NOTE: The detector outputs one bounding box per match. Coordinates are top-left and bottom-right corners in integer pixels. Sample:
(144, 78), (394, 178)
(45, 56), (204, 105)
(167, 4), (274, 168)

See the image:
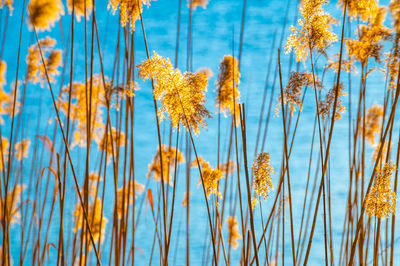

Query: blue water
(2, 0), (399, 265)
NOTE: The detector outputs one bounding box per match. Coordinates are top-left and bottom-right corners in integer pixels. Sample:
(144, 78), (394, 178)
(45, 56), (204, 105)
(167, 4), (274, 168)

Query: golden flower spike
(319, 83), (346, 121)
(216, 55), (241, 123)
(116, 180), (145, 219)
(339, 0), (378, 22)
(346, 7), (391, 65)
(26, 37), (62, 86)
(191, 157), (224, 199)
(147, 144), (184, 186)
(108, 0), (152, 32)
(73, 197), (107, 246)
(138, 51), (211, 135)
(365, 161), (397, 218)
(390, 0), (400, 33)
(27, 0), (64, 32)
(227, 216), (241, 250)
(58, 74), (108, 149)
(67, 0), (92, 21)
(14, 139), (31, 161)
(276, 71), (322, 116)
(285, 0), (337, 62)
(362, 104), (384, 146)
(251, 152), (275, 209)
(0, 184), (26, 224)
(0, 0), (13, 13)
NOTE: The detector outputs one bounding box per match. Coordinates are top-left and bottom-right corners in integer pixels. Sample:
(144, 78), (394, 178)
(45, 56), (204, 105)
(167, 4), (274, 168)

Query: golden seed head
(319, 82), (346, 121)
(14, 139), (31, 161)
(227, 216), (241, 250)
(285, 0), (338, 62)
(277, 71), (321, 116)
(0, 0), (13, 14)
(108, 0), (152, 32)
(365, 161), (397, 218)
(27, 0), (65, 31)
(346, 7), (391, 65)
(363, 104), (384, 146)
(147, 144), (184, 186)
(339, 0), (379, 22)
(67, 0), (92, 21)
(116, 181), (144, 219)
(26, 37), (62, 86)
(252, 152), (275, 201)
(191, 157), (224, 199)
(216, 55), (241, 123)
(0, 184), (26, 224)
(73, 197), (107, 246)
(138, 51), (211, 135)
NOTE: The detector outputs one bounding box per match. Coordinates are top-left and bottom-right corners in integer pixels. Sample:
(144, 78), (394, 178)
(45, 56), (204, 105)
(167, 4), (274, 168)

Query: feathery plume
(365, 162), (397, 218)
(73, 197), (107, 246)
(138, 51), (211, 135)
(363, 104), (384, 146)
(346, 7), (391, 65)
(191, 157), (224, 199)
(147, 144), (184, 186)
(216, 55), (241, 122)
(285, 0), (337, 62)
(251, 152), (275, 209)
(227, 216), (241, 250)
(26, 37), (62, 86)
(14, 139), (31, 161)
(67, 0), (92, 21)
(0, 184), (26, 224)
(27, 0), (65, 31)
(319, 83), (346, 121)
(339, 0), (378, 22)
(108, 0), (152, 32)
(277, 71), (322, 116)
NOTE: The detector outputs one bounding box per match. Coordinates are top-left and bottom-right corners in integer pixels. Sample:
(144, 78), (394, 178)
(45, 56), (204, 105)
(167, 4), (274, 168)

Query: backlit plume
(277, 71), (322, 116)
(0, 60), (6, 87)
(147, 145), (184, 186)
(14, 139), (31, 161)
(73, 197), (107, 246)
(67, 0), (92, 21)
(0, 0), (12, 13)
(0, 184), (26, 224)
(363, 104), (384, 146)
(251, 152), (275, 209)
(26, 37), (62, 86)
(216, 55), (241, 122)
(191, 157), (224, 199)
(27, 0), (65, 31)
(346, 7), (391, 65)
(227, 216), (241, 250)
(116, 181), (145, 219)
(0, 137), (8, 171)
(58, 74), (107, 149)
(365, 161), (397, 218)
(319, 83), (346, 121)
(138, 52), (211, 135)
(285, 0), (337, 62)
(339, 0), (378, 22)
(390, 0), (400, 32)
(108, 0), (152, 32)
(98, 127), (126, 163)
